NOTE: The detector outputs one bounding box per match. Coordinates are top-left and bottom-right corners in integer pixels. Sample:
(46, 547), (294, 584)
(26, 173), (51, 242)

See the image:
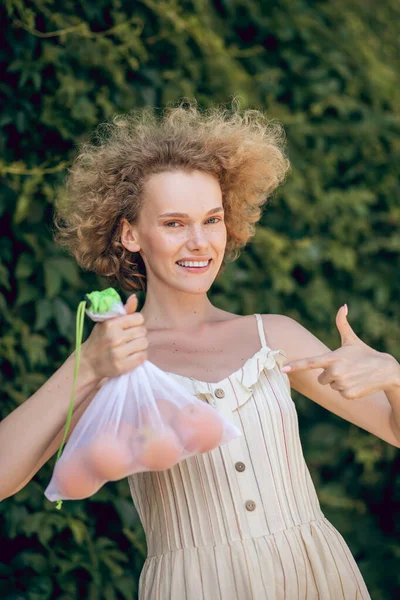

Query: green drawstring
(55, 300), (86, 510)
(53, 287), (122, 510)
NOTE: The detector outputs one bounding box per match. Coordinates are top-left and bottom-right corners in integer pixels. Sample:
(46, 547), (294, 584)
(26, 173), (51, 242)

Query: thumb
(336, 304), (359, 346)
(124, 293), (138, 314)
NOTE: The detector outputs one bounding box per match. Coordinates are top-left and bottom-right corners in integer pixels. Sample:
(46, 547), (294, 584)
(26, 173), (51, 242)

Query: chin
(174, 281), (215, 294)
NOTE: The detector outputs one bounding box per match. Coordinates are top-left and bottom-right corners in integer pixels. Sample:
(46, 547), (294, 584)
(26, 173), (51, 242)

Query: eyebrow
(158, 207), (224, 219)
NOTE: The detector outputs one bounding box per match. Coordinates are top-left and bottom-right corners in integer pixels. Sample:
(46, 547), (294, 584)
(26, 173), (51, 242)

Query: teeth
(177, 260), (209, 267)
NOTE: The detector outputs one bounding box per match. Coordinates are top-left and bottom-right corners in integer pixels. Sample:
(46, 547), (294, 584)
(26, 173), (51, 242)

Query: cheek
(147, 230), (185, 255)
(222, 226), (227, 244)
(210, 226), (227, 246)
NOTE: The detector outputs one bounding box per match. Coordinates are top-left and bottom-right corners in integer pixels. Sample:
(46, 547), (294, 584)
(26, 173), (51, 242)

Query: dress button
(245, 500), (256, 512)
(215, 388), (225, 399)
(235, 461), (246, 472)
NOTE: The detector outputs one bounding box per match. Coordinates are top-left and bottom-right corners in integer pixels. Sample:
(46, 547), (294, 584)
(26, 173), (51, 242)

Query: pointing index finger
(281, 352), (335, 373)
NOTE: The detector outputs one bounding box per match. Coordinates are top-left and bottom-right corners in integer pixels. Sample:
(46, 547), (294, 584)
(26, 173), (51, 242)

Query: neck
(139, 286), (221, 333)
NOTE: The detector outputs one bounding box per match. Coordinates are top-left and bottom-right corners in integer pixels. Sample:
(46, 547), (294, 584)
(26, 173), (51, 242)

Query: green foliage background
(1, 0), (399, 598)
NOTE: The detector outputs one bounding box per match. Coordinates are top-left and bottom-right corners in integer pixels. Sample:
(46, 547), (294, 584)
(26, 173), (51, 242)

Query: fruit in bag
(54, 450), (102, 499)
(135, 424), (183, 471)
(155, 398), (180, 426)
(84, 429), (135, 481)
(174, 403), (224, 453)
(45, 287), (242, 509)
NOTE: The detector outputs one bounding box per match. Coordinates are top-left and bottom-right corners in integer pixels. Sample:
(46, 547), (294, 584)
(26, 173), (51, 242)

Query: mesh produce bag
(45, 288), (242, 508)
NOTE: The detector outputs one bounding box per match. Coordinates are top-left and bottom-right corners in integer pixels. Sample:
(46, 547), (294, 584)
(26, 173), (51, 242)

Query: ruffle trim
(165, 346), (288, 409)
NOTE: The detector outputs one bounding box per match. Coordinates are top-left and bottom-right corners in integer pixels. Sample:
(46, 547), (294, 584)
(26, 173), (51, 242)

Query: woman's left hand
(281, 305), (400, 398)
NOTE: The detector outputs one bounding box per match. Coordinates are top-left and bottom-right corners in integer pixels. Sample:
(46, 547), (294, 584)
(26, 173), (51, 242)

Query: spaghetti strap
(254, 313), (267, 348)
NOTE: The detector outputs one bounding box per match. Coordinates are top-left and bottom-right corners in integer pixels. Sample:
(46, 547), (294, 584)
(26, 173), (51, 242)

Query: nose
(185, 224), (209, 252)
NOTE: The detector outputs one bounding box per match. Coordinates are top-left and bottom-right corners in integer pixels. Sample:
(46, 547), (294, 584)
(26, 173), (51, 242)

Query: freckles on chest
(168, 342), (227, 377)
(147, 316), (260, 381)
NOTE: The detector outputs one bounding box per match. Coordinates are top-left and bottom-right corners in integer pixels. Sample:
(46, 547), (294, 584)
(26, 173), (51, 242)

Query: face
(121, 169), (227, 293)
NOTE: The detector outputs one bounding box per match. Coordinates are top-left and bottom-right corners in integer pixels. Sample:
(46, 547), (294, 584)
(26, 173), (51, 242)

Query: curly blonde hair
(52, 97), (291, 291)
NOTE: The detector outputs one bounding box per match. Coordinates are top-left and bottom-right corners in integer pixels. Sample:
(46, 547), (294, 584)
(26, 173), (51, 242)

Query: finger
(117, 335), (149, 358)
(112, 311), (145, 329)
(126, 350), (148, 371)
(114, 350), (147, 376)
(125, 293), (138, 314)
(124, 325), (147, 340)
(106, 325), (147, 350)
(329, 380), (345, 392)
(317, 370), (336, 386)
(281, 351), (336, 373)
(108, 338), (148, 367)
(113, 326), (147, 346)
(336, 305), (359, 346)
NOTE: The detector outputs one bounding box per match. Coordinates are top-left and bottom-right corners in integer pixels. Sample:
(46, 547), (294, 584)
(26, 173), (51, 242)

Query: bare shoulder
(260, 316), (400, 448)
(260, 313), (315, 362)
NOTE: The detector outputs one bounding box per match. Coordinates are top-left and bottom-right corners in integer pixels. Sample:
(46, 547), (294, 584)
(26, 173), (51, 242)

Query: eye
(164, 217), (221, 227)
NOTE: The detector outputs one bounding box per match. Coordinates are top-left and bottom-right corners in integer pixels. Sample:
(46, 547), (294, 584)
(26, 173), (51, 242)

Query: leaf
(21, 333), (48, 368)
(44, 260), (63, 298)
(112, 497), (138, 529)
(67, 517), (88, 545)
(53, 297), (73, 338)
(20, 233), (43, 256)
(114, 576), (136, 600)
(2, 382), (28, 405)
(34, 297), (53, 330)
(101, 555), (124, 576)
(0, 260), (11, 290)
(15, 253), (36, 279)
(15, 282), (40, 307)
(28, 575), (53, 600)
(17, 551), (47, 572)
(50, 257), (80, 286)
(21, 372), (47, 387)
(7, 59), (24, 73)
(23, 512), (66, 545)
(103, 583), (117, 600)
(122, 528), (147, 557)
(5, 504), (30, 538)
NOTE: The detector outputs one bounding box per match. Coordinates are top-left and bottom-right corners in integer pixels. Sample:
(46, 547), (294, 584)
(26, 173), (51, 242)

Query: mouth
(175, 259), (212, 273)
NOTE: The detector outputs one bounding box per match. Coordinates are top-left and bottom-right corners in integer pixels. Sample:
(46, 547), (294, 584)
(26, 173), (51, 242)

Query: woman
(2, 100), (399, 598)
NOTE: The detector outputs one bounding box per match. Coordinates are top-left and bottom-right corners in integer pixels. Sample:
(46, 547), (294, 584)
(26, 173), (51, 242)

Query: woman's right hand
(80, 294), (148, 380)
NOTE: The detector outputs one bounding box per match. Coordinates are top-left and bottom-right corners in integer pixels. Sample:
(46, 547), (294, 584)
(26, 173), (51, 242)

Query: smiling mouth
(176, 259), (212, 271)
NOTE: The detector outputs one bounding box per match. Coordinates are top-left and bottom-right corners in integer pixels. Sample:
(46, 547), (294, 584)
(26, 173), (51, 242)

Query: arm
(0, 342), (102, 501)
(6, 375), (109, 498)
(379, 371), (400, 442)
(268, 314), (400, 448)
(0, 294), (147, 500)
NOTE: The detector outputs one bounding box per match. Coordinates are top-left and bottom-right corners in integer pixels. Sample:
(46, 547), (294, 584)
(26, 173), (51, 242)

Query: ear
(120, 217), (140, 253)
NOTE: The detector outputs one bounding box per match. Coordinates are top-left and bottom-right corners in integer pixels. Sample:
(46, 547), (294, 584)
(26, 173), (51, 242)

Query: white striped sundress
(127, 313), (371, 599)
